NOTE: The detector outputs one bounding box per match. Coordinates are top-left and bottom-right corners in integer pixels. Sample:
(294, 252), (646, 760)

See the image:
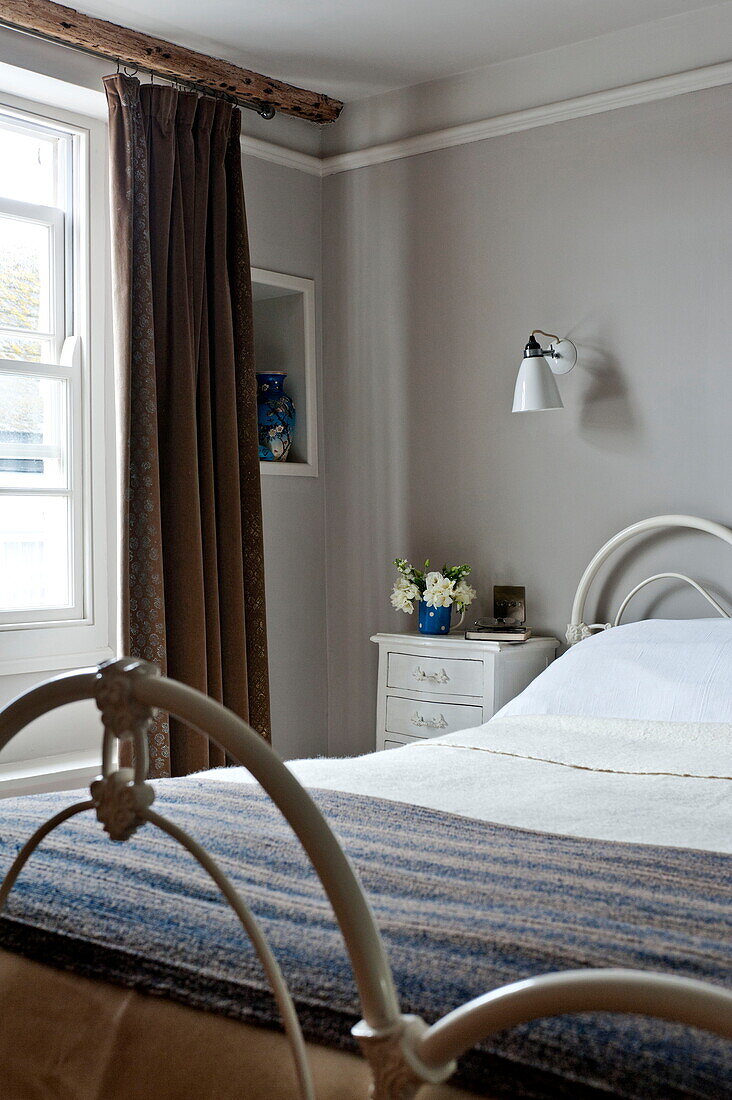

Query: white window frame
(0, 92), (114, 676)
(0, 184), (82, 623)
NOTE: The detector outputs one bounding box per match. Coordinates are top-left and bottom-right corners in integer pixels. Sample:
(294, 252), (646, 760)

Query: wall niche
(252, 267), (317, 477)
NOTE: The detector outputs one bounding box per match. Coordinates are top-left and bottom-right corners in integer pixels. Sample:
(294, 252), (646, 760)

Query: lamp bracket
(545, 338), (577, 375)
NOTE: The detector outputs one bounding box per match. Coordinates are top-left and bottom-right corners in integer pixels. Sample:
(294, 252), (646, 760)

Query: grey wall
(322, 83), (732, 757)
(244, 155), (328, 760)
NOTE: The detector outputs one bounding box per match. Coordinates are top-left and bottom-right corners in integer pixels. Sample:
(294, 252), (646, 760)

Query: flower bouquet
(390, 559), (476, 635)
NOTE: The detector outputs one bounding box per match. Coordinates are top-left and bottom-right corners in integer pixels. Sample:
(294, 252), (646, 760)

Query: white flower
(454, 581), (477, 608)
(425, 586), (454, 608)
(390, 578), (419, 613)
(390, 588), (414, 613)
(424, 575), (455, 608)
(391, 561), (474, 614)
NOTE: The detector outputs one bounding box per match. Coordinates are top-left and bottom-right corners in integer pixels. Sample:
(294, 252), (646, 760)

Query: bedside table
(370, 632), (559, 751)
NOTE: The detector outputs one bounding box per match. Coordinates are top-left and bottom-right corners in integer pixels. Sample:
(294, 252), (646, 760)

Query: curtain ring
(122, 63), (139, 78)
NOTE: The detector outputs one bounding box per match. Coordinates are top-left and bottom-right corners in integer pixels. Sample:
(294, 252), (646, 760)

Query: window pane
(0, 495), (70, 610)
(0, 334), (53, 363)
(0, 373), (68, 488)
(0, 125), (58, 206)
(0, 216), (53, 334)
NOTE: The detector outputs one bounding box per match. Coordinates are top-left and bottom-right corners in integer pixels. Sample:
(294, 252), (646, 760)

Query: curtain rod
(0, 1), (343, 124)
(0, 21), (276, 119)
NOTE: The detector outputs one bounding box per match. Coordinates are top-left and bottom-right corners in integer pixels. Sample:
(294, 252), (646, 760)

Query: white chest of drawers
(371, 632), (559, 751)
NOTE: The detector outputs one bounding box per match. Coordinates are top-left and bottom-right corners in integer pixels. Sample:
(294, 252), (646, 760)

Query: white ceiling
(76, 1), (725, 101)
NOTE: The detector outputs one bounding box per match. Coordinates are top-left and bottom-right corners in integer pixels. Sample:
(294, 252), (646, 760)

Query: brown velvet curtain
(104, 75), (270, 777)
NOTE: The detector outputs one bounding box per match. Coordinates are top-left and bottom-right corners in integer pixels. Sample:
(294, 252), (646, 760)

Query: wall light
(512, 329), (577, 412)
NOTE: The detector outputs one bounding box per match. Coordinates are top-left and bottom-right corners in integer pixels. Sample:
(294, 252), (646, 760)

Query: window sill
(0, 645), (114, 679)
(0, 749), (101, 798)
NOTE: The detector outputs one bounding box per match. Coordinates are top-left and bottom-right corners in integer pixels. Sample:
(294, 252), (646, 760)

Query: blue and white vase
(418, 601), (466, 635)
(256, 372), (296, 462)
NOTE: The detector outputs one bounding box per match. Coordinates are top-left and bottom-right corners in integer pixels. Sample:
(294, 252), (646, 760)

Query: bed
(0, 513), (730, 1099)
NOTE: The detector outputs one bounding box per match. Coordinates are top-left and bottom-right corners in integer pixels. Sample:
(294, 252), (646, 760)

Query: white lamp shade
(512, 354), (563, 412)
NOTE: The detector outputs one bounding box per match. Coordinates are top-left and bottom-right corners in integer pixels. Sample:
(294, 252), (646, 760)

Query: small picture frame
(493, 586), (526, 625)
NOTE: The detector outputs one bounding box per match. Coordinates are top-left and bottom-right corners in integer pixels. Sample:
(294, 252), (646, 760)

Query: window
(0, 87), (113, 788)
(0, 111), (84, 625)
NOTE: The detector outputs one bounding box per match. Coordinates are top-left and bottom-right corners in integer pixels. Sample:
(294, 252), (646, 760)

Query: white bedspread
(208, 714), (732, 854)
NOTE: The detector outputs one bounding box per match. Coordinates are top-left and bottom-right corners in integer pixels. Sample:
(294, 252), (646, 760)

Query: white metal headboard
(566, 514), (732, 645)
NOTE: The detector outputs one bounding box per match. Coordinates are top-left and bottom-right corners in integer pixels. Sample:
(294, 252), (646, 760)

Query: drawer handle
(413, 665), (450, 684)
(411, 711), (448, 730)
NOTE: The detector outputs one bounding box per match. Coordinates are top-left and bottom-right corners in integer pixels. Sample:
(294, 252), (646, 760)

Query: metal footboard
(0, 658), (730, 1099)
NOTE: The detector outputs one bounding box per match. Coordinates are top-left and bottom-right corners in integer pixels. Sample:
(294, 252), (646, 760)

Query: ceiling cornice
(318, 58), (732, 177)
(241, 134), (322, 176)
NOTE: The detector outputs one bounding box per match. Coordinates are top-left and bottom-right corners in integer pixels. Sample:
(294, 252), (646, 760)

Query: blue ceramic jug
(418, 601), (466, 635)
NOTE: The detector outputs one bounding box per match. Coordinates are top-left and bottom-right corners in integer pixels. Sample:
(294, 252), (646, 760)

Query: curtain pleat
(105, 75), (271, 777)
(226, 109), (271, 742)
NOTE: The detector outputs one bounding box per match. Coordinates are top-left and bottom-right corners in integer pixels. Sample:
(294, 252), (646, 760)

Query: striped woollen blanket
(0, 778), (729, 1099)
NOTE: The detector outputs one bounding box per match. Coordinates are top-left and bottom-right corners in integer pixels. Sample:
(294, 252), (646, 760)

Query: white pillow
(495, 618), (732, 723)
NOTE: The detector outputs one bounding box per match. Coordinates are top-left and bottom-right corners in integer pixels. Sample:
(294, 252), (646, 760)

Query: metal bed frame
(1, 514), (731, 1098)
(566, 513), (732, 643)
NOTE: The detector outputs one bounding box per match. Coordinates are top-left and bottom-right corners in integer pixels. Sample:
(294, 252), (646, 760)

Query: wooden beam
(0, 0), (343, 123)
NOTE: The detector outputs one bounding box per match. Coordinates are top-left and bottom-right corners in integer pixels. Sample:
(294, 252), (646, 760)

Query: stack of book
(465, 621), (532, 643)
